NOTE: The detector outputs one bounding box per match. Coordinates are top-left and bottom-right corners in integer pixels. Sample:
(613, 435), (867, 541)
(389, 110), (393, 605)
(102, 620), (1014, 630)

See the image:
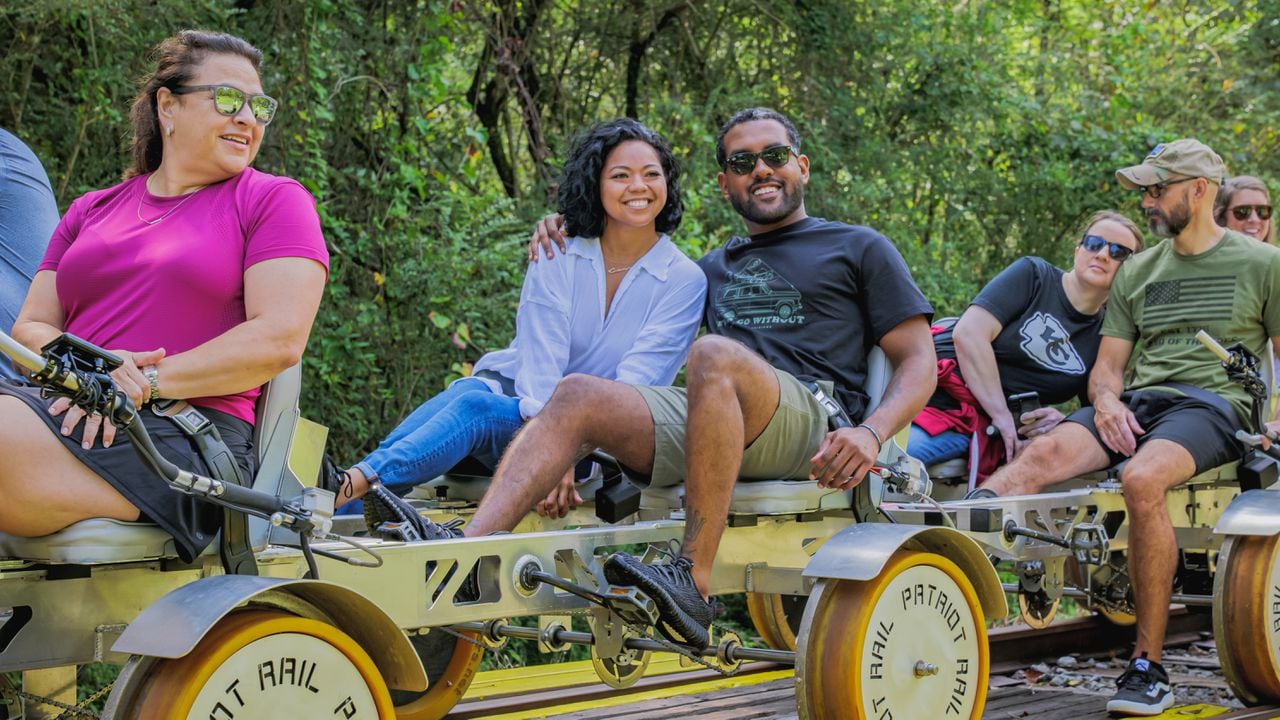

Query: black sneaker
(1107, 654), (1173, 716)
(603, 554), (715, 650)
(317, 454), (348, 497)
(362, 484), (480, 601)
(363, 483), (462, 542)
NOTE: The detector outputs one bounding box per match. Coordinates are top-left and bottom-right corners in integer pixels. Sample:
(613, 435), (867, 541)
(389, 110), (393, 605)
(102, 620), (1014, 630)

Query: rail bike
(0, 330), (1006, 720)
(900, 331), (1280, 708)
(0, 325), (1276, 720)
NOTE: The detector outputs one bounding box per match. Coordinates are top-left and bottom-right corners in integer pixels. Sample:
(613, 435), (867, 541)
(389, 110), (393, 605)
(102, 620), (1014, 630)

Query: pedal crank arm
(522, 568), (608, 606)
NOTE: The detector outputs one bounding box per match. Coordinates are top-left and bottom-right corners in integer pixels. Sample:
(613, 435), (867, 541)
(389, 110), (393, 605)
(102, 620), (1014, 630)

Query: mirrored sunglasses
(1231, 204), (1273, 221)
(172, 84), (279, 125)
(1080, 234), (1134, 262)
(725, 144), (796, 175)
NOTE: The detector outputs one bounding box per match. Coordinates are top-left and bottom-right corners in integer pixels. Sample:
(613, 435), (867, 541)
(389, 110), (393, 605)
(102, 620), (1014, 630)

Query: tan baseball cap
(1115, 139), (1226, 189)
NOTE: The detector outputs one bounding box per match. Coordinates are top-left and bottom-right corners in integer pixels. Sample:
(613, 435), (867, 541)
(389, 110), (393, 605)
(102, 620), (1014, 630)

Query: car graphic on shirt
(713, 259), (804, 326)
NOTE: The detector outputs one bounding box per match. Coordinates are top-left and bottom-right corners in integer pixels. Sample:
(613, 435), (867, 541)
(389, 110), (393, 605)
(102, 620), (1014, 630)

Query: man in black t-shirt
(463, 108), (936, 650)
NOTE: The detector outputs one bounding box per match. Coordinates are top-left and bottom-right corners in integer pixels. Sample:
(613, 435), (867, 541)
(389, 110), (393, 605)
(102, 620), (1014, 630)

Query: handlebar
(0, 331), (54, 378)
(1198, 330), (1278, 464)
(1236, 430), (1280, 461)
(1195, 330), (1232, 364)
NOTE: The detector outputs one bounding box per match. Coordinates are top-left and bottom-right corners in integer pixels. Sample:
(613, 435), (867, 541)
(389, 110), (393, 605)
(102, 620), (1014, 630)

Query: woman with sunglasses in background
(328, 118), (706, 527)
(1215, 175), (1273, 243)
(0, 31), (328, 561)
(909, 210), (1144, 484)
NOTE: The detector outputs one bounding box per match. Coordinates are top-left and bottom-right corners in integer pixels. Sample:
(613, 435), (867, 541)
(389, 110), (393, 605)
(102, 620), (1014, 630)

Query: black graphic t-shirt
(934, 256), (1102, 405)
(698, 216), (933, 421)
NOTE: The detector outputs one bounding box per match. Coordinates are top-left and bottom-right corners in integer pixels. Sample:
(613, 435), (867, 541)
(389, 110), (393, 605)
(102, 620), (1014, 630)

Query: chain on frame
(11, 681), (113, 720)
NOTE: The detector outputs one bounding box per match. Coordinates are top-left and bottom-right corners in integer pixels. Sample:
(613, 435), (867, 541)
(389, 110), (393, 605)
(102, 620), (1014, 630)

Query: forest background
(3, 0), (1279, 457)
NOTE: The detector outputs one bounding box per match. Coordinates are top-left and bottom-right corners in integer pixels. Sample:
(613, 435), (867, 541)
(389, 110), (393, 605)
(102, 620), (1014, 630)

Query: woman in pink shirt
(0, 31), (329, 561)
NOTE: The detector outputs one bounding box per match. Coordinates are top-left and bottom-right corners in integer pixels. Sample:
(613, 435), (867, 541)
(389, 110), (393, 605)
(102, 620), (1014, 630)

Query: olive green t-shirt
(1102, 230), (1280, 429)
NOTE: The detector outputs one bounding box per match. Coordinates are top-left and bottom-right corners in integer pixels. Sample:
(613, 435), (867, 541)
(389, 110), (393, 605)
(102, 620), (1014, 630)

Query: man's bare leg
(681, 335), (783, 596)
(1119, 439), (1195, 663)
(982, 422), (1110, 496)
(467, 374), (657, 536)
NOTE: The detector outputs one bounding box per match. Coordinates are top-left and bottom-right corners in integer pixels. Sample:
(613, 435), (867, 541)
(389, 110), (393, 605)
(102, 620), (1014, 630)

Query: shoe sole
(604, 555), (710, 650)
(1105, 695), (1174, 716)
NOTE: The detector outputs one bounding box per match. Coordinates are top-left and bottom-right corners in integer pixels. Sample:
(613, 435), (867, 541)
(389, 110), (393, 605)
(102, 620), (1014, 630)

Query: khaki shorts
(634, 368), (830, 488)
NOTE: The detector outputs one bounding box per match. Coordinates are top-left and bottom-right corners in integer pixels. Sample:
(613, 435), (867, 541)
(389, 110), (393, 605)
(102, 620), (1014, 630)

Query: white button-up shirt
(473, 234), (706, 418)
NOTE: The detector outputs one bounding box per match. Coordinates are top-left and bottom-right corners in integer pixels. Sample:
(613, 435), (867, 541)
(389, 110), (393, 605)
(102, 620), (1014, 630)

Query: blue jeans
(0, 129), (58, 380)
(354, 378), (524, 492)
(907, 424), (970, 466)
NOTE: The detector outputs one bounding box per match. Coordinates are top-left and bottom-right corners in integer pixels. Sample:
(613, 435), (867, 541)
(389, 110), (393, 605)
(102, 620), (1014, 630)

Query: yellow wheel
(117, 610), (395, 719)
(1016, 590), (1060, 629)
(1214, 534), (1280, 705)
(796, 551), (988, 720)
(391, 630), (485, 719)
(746, 592), (804, 651)
(1096, 604), (1137, 627)
(1077, 554), (1136, 626)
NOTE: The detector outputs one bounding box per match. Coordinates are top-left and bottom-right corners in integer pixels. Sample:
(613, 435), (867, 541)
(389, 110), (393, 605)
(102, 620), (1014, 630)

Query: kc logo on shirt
(1018, 312), (1086, 374)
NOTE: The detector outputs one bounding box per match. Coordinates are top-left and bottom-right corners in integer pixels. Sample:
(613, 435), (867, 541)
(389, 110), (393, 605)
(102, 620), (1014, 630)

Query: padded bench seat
(641, 480), (850, 516)
(415, 471), (606, 504)
(0, 519), (176, 565)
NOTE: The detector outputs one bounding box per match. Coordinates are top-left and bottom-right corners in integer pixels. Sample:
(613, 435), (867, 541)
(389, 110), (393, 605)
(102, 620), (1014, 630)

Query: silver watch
(142, 365), (160, 404)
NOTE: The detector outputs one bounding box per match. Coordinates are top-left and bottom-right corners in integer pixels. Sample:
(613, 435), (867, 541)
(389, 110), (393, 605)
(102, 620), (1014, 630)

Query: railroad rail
(451, 611), (1280, 720)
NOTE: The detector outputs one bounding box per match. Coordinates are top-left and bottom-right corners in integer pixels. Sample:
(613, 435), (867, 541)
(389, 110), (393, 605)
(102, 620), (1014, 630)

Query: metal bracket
(1017, 556), (1066, 600)
(537, 616), (572, 654)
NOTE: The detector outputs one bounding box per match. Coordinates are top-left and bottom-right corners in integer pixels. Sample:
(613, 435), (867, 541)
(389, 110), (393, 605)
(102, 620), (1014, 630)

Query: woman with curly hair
(335, 118), (706, 518)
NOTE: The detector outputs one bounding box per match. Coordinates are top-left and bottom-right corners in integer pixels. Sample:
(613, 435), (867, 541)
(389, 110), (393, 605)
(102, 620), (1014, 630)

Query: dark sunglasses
(1231, 204), (1273, 221)
(1080, 234), (1135, 262)
(1136, 176), (1197, 199)
(724, 144), (796, 175)
(171, 84), (279, 125)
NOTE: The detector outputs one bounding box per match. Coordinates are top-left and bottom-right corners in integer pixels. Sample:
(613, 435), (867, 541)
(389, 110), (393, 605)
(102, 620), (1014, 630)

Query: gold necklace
(136, 182), (203, 225)
(603, 236), (657, 275)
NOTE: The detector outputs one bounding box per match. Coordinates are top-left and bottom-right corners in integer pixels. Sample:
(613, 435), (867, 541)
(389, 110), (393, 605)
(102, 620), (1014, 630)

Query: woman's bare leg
(0, 396), (140, 536)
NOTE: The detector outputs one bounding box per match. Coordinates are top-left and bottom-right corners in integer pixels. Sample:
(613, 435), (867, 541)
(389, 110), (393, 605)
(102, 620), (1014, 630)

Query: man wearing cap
(978, 139), (1280, 715)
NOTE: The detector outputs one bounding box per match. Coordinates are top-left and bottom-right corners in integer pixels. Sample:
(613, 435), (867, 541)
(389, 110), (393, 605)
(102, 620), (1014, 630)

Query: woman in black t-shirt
(910, 210), (1144, 477)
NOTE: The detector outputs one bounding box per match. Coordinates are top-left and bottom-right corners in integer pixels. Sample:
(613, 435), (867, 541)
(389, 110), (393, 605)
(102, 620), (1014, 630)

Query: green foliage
(4, 0), (1277, 679)
(4, 0), (1279, 450)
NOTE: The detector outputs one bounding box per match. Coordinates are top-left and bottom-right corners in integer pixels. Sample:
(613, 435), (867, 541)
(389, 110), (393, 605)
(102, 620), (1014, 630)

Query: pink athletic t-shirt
(39, 168), (329, 424)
